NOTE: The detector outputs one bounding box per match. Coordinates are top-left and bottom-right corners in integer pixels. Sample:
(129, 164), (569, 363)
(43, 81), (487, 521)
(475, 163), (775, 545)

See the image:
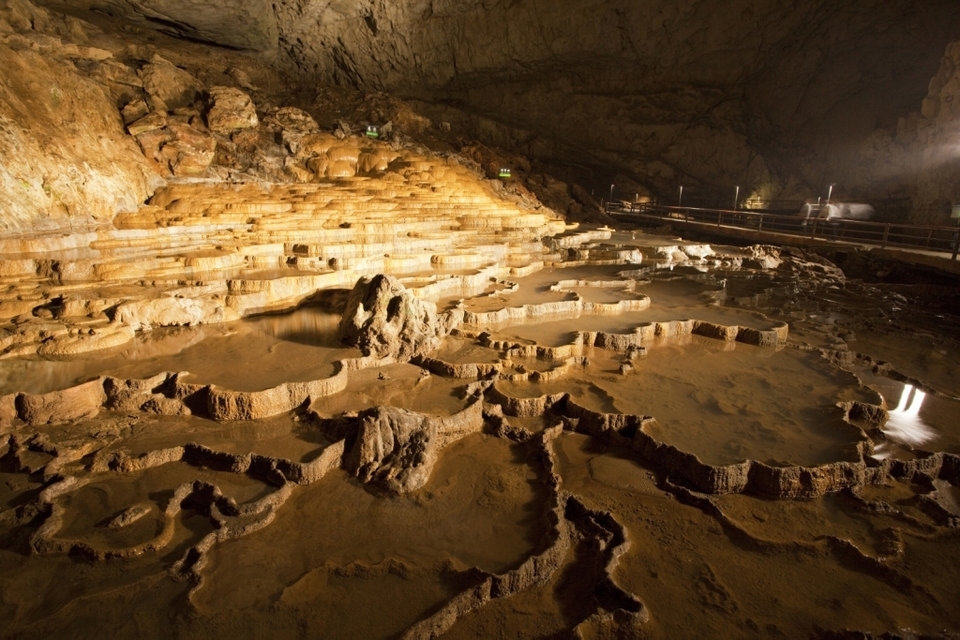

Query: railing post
(757, 215), (764, 232)
(881, 224), (890, 249)
(717, 211), (722, 227)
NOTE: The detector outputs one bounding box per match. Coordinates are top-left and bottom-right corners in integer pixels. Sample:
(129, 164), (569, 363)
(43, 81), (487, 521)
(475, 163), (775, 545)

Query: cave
(2, 0), (960, 638)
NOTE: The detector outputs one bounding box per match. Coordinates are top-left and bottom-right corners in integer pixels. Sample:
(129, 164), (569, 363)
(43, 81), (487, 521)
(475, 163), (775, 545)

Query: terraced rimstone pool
(2, 233), (959, 638)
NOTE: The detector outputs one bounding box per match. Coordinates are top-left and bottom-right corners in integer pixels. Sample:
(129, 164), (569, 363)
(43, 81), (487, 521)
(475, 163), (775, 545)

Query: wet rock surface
(1, 230), (959, 638)
(1, 5), (960, 635)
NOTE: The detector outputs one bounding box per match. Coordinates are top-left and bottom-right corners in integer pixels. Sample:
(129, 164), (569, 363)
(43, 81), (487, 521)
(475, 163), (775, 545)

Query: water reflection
(0, 307), (346, 395)
(251, 308), (341, 347)
(882, 384), (936, 447)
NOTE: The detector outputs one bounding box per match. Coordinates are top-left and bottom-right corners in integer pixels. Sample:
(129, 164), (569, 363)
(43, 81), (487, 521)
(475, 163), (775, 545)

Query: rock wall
(0, 0), (161, 232)
(38, 0), (277, 50)
(265, 0), (960, 205)
(13, 0), (960, 219)
(857, 40), (960, 223)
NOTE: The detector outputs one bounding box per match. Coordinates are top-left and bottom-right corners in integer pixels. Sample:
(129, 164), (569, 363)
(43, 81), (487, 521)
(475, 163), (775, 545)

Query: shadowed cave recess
(1, 0), (960, 638)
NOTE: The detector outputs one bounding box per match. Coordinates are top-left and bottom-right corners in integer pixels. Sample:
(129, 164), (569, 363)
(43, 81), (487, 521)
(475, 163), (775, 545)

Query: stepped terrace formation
(2, 1), (960, 638)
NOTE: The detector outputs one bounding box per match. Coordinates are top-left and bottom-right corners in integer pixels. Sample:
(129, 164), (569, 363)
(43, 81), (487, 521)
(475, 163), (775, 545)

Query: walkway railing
(608, 202), (960, 261)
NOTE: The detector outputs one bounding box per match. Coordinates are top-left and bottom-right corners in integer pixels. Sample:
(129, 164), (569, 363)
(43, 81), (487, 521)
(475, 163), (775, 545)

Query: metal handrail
(607, 202), (960, 260)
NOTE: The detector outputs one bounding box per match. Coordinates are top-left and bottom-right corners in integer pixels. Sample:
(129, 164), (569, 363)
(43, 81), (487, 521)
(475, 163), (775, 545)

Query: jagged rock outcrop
(339, 274), (463, 361)
(341, 401), (483, 493)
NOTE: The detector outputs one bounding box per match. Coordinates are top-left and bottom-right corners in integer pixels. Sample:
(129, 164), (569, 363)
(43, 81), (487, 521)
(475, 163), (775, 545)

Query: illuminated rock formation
(339, 274), (462, 362)
(1, 2), (960, 638)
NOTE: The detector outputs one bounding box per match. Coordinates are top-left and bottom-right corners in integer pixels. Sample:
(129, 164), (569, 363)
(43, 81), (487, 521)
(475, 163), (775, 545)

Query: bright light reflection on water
(882, 384), (936, 447)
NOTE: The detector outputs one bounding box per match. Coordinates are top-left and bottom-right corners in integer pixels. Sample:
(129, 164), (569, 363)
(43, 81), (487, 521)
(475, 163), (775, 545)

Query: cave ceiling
(35, 0), (960, 201)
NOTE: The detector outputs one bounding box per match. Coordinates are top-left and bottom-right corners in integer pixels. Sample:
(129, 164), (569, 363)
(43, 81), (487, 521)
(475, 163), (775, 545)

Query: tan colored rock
(206, 86), (258, 134)
(305, 155), (328, 176)
(120, 99), (150, 125)
(126, 111), (167, 136)
(139, 56), (203, 111)
(91, 59), (143, 91)
(16, 379), (106, 425)
(347, 406), (439, 493)
(284, 163), (314, 182)
(344, 400), (483, 493)
(327, 160), (355, 178)
(297, 132), (336, 157)
(264, 106), (319, 134)
(0, 38), (160, 232)
(35, 324), (136, 356)
(113, 296), (239, 331)
(339, 274), (461, 362)
(161, 123), (217, 177)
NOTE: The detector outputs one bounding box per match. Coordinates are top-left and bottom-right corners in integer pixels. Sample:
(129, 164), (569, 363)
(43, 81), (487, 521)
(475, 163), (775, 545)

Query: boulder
(338, 274), (456, 361)
(139, 56), (203, 110)
(346, 406), (439, 493)
(206, 86), (258, 134)
(162, 123), (217, 177)
(343, 400), (484, 494)
(263, 106), (319, 133)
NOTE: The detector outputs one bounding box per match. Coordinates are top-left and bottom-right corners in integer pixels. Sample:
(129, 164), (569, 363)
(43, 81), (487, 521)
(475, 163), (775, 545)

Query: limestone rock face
(39, 0), (278, 51)
(265, 0), (960, 203)
(0, 3), (161, 232)
(205, 86), (258, 134)
(338, 274), (455, 362)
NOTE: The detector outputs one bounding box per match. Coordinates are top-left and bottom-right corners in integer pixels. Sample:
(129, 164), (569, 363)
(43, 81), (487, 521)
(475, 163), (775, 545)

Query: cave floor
(2, 235), (960, 639)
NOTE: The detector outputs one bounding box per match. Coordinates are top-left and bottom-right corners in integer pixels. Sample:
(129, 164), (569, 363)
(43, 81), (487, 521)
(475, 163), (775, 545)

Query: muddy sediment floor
(2, 234), (960, 638)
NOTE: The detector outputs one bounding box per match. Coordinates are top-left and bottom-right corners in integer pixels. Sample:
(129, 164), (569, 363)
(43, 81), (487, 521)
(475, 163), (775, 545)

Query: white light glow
(882, 384), (936, 446)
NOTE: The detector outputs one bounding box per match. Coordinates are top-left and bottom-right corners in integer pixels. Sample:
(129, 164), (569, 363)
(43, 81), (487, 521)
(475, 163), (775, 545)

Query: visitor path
(610, 203), (960, 275)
